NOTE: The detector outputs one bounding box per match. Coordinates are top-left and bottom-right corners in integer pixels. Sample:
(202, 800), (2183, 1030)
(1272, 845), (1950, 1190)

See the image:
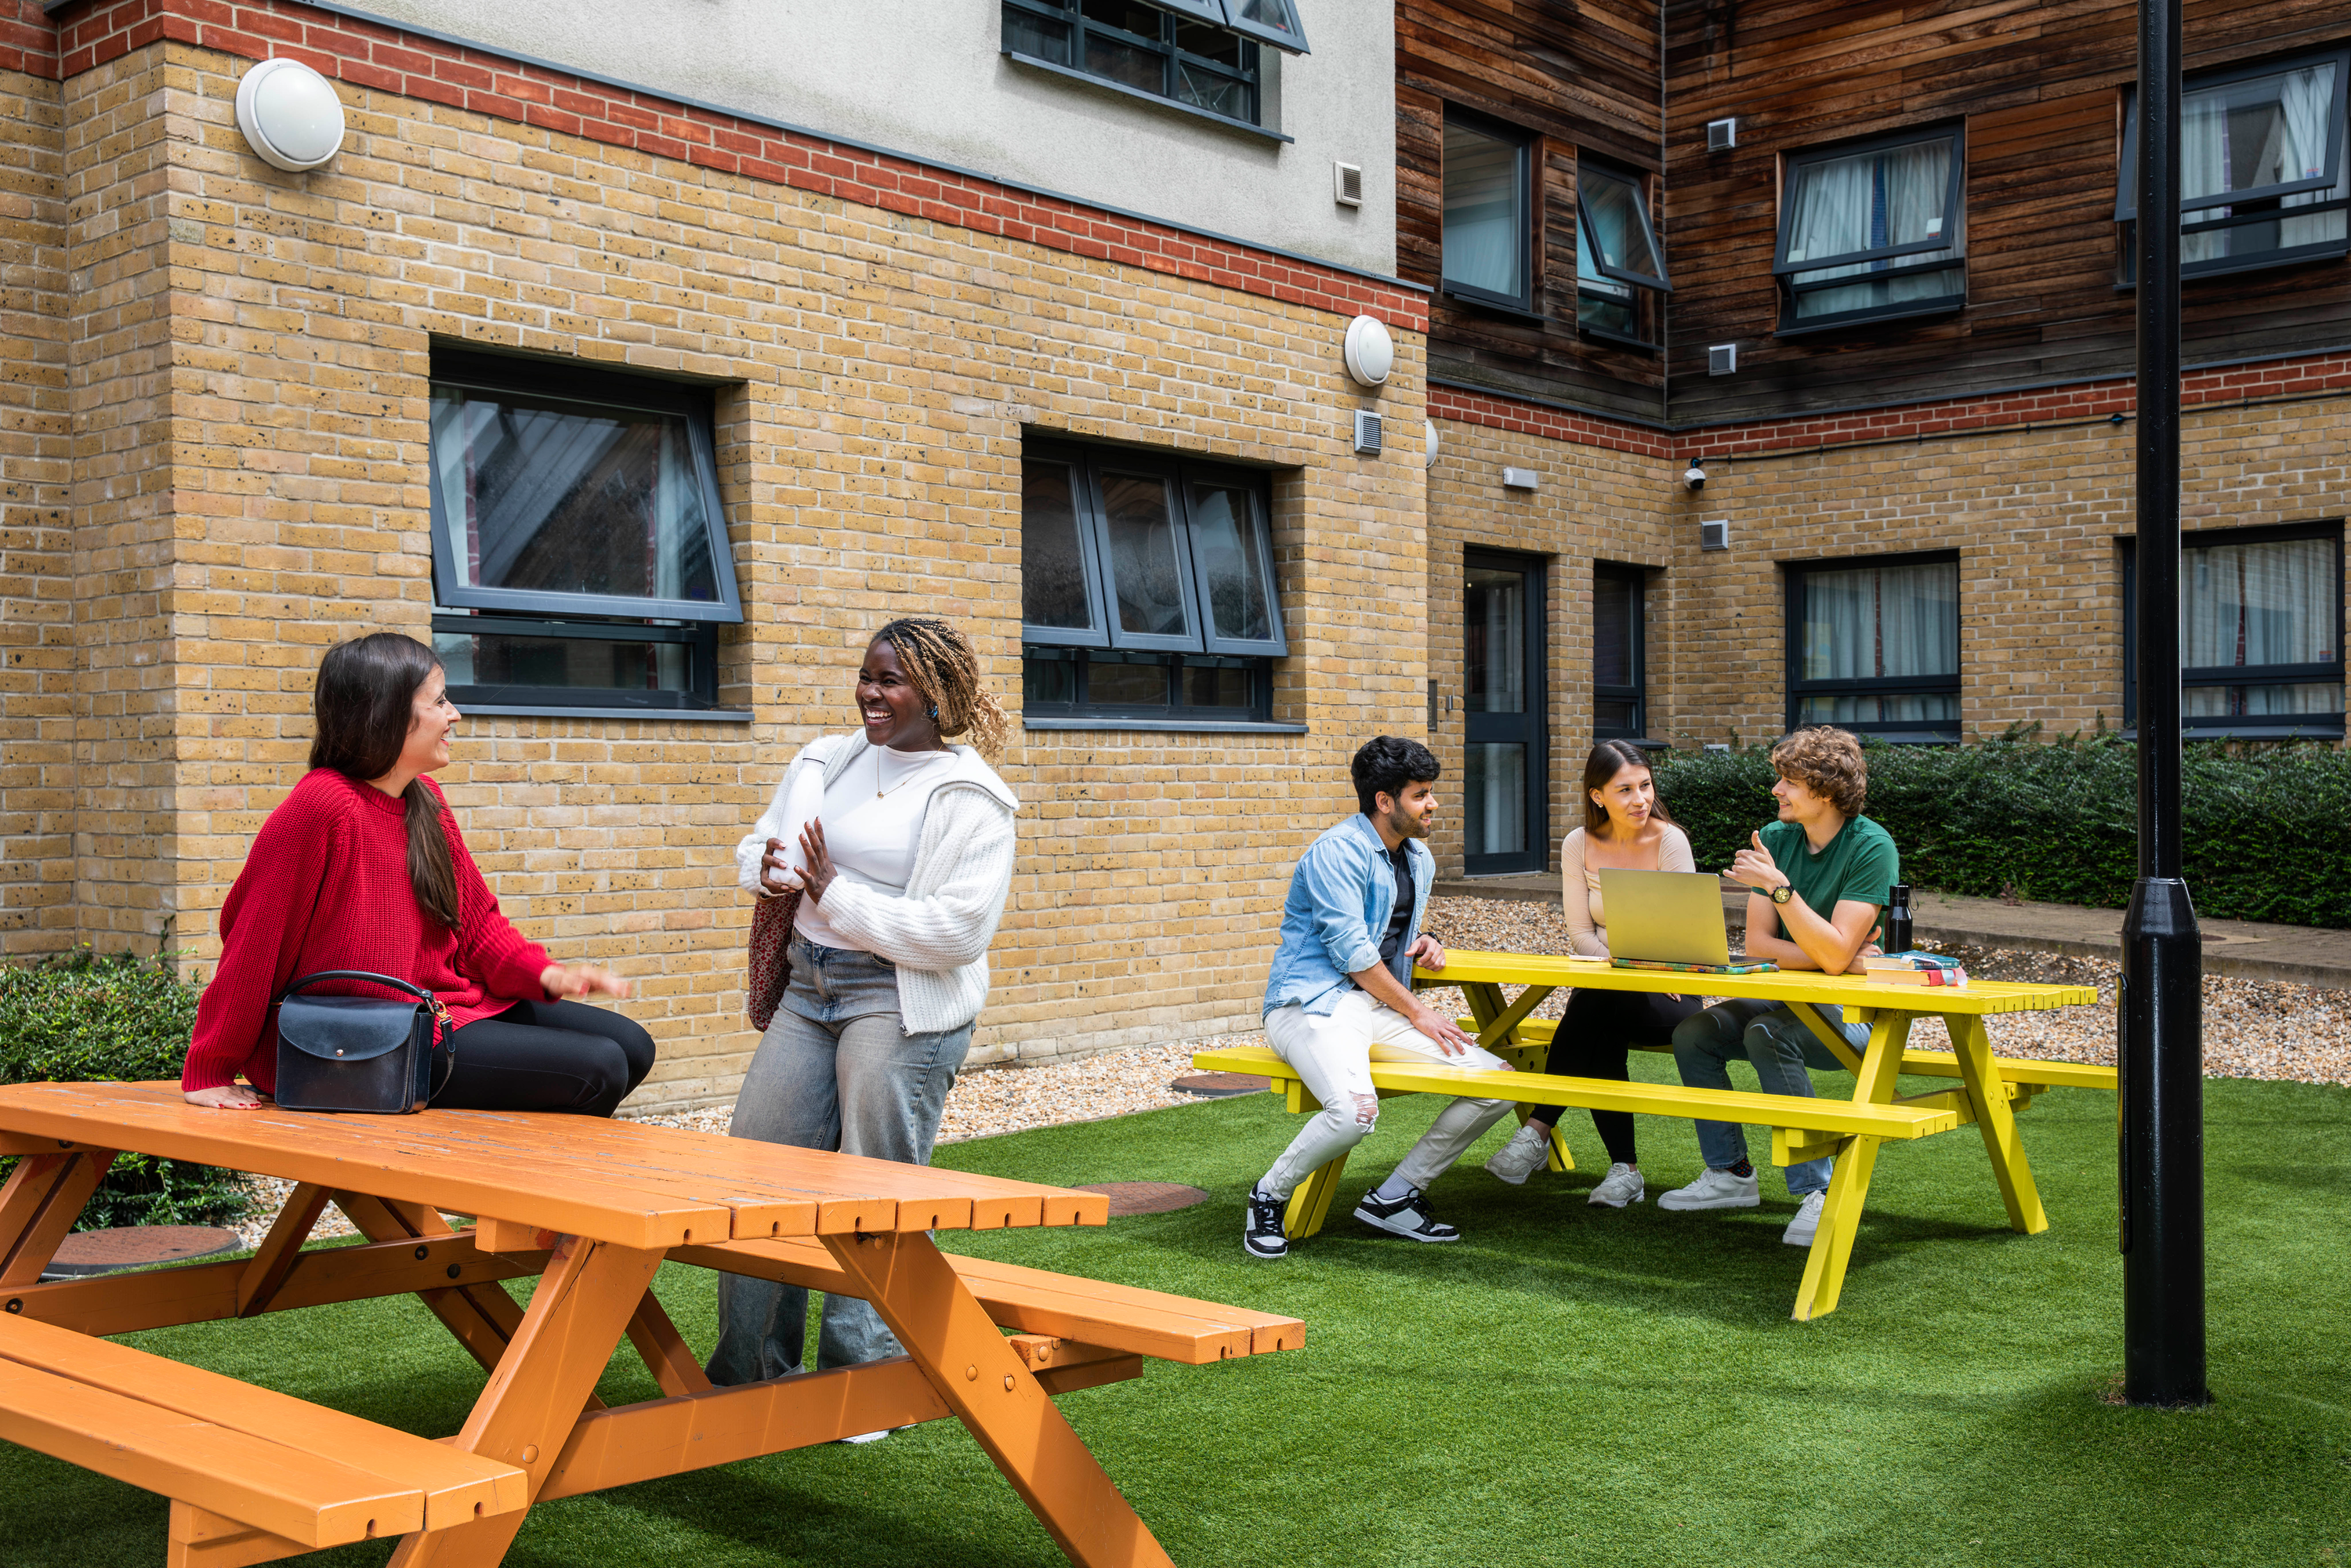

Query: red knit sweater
(183, 770), (553, 1093)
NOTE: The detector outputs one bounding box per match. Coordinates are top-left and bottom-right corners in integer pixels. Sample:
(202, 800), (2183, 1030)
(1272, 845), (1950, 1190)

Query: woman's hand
(184, 1084), (267, 1110)
(541, 964), (632, 1001)
(798, 818), (836, 904)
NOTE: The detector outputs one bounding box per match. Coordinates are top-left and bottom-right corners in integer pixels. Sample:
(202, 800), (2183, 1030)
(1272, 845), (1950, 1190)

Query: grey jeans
(707, 935), (973, 1385)
(1670, 997), (1868, 1198)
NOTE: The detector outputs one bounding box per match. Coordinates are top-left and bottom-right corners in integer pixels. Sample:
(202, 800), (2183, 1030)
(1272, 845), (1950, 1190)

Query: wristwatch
(1770, 884), (1795, 906)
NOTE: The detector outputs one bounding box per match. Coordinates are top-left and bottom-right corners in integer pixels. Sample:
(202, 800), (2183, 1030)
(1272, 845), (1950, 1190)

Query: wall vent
(1699, 519), (1731, 552)
(1502, 467), (1538, 491)
(1352, 410), (1382, 454)
(1708, 343), (1737, 375)
(1334, 161), (1363, 207)
(1706, 118), (1737, 152)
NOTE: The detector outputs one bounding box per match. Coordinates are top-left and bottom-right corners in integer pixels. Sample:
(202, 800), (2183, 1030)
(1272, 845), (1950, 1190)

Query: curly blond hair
(874, 617), (1009, 756)
(1770, 726), (1868, 817)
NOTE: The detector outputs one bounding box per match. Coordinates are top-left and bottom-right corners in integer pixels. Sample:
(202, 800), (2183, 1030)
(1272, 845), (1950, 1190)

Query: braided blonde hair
(874, 617), (1009, 756)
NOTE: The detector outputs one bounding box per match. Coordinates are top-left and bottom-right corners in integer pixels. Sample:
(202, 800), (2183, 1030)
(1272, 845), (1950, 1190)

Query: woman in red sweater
(183, 632), (654, 1114)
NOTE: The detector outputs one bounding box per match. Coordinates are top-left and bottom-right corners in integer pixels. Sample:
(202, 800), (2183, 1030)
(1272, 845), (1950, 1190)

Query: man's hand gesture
(1729, 830), (1791, 894)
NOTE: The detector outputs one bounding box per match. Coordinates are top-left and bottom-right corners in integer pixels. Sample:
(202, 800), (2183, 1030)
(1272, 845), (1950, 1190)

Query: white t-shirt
(788, 744), (958, 951)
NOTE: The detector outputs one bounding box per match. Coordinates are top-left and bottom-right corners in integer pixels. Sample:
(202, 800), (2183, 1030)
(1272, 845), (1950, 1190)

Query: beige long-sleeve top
(1559, 823), (1697, 958)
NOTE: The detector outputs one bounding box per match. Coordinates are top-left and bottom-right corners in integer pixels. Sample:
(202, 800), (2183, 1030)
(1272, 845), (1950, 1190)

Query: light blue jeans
(707, 935), (973, 1385)
(1670, 998), (1867, 1197)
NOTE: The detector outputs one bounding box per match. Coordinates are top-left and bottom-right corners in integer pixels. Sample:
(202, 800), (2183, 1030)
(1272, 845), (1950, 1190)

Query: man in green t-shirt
(1657, 726), (1900, 1248)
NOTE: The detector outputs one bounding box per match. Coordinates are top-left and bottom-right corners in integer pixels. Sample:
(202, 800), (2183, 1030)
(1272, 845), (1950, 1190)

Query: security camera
(1683, 462), (1706, 491)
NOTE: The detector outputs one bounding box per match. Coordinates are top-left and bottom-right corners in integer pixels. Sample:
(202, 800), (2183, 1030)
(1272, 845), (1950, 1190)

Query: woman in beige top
(1483, 740), (1703, 1208)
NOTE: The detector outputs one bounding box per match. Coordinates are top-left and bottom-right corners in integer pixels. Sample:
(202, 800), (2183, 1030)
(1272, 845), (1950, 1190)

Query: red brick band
(21, 0), (1429, 331)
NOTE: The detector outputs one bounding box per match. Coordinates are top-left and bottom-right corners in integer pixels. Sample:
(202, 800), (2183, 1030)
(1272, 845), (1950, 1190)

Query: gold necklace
(875, 745), (943, 798)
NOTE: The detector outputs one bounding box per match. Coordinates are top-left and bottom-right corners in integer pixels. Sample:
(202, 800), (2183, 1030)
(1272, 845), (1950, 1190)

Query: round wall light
(235, 59), (346, 172)
(1424, 419), (1440, 469)
(1342, 314), (1393, 389)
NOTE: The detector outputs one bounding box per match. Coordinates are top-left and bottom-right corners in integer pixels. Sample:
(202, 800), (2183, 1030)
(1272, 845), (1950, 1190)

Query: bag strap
(281, 970), (456, 1042)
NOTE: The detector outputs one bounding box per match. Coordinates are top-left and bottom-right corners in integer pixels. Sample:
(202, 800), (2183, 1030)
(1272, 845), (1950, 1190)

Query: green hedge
(1652, 733), (2351, 929)
(0, 950), (249, 1229)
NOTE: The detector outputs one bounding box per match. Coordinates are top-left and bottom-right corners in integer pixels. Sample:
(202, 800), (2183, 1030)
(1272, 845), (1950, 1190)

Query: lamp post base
(2118, 875), (2208, 1407)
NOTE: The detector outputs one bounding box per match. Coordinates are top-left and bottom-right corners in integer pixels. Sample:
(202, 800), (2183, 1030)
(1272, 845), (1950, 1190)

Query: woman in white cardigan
(1482, 739), (1702, 1208)
(708, 618), (1016, 1401)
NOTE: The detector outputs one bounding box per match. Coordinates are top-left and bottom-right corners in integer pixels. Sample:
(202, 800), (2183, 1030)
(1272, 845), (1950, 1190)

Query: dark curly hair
(1352, 735), (1440, 815)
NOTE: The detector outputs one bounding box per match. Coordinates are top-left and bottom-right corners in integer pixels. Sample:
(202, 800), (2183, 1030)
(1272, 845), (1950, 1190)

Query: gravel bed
(225, 896), (2346, 1246)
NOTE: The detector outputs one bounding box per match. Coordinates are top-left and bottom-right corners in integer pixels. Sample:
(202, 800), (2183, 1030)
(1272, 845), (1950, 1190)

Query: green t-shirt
(1761, 814), (1900, 924)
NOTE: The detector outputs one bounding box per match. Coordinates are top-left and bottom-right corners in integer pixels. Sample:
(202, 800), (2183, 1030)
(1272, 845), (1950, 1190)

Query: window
(1773, 125), (1965, 332)
(1592, 565), (1647, 739)
(1576, 161), (1669, 349)
(2117, 48), (2350, 282)
(1020, 440), (1290, 729)
(2123, 523), (2344, 737)
(1786, 554), (1961, 740)
(1443, 111), (1534, 311)
(426, 350), (744, 715)
(1002, 1), (1302, 135)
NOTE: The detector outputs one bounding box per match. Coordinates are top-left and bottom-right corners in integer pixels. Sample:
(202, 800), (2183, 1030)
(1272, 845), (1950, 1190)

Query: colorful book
(1612, 958), (1779, 976)
(1865, 951), (1968, 987)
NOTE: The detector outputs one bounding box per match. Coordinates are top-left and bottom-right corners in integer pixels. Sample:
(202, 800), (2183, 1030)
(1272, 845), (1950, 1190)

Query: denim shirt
(1262, 813), (1433, 1018)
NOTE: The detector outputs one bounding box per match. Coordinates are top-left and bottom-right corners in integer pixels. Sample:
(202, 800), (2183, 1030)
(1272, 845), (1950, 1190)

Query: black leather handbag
(273, 971), (455, 1114)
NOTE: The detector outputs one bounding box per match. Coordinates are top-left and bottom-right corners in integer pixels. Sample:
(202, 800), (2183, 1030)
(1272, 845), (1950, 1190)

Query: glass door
(1462, 551), (1548, 875)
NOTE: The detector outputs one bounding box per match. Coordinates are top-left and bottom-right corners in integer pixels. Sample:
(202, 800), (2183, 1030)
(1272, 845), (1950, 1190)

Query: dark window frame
(1022, 646), (1279, 727)
(2120, 520), (2346, 740)
(1575, 158), (1669, 350)
(1001, 1), (1273, 135)
(1783, 549), (1963, 743)
(1441, 106), (1539, 315)
(1462, 547), (1550, 876)
(1592, 562), (1648, 741)
(1772, 122), (1968, 335)
(2116, 45), (2351, 284)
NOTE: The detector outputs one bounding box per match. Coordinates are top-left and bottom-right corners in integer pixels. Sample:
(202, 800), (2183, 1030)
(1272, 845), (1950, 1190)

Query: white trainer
(1484, 1121), (1552, 1186)
(1782, 1190), (1828, 1247)
(1656, 1167), (1761, 1211)
(1586, 1162), (1645, 1208)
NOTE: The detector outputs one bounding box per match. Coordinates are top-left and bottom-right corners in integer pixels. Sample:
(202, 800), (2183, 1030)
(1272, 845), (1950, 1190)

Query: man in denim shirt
(1244, 737), (1516, 1259)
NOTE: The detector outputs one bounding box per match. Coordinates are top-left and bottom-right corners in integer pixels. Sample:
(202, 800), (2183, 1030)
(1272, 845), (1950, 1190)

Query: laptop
(1596, 869), (1732, 967)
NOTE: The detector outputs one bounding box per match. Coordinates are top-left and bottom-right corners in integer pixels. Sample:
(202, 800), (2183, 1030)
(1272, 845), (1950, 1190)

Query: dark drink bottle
(1885, 883), (1914, 954)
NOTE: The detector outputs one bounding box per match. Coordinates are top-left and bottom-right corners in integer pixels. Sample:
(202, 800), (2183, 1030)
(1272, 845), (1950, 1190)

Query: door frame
(1462, 547), (1550, 876)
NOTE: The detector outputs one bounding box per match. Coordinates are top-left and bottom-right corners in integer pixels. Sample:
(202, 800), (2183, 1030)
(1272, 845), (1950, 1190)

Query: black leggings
(432, 999), (656, 1117)
(1528, 987), (1702, 1165)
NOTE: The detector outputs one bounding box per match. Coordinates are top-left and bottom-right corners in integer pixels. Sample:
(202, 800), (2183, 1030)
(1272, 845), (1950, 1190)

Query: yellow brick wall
(29, 42), (1430, 1108)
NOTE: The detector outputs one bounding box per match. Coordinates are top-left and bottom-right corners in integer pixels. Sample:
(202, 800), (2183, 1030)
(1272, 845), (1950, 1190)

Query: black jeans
(1528, 987), (1702, 1165)
(433, 998), (656, 1117)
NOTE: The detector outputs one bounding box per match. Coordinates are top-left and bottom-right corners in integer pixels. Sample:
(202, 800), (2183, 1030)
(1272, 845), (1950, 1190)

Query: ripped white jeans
(1257, 989), (1515, 1200)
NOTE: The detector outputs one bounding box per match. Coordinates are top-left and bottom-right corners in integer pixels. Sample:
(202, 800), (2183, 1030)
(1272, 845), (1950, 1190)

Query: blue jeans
(1670, 998), (1867, 1198)
(707, 936), (973, 1384)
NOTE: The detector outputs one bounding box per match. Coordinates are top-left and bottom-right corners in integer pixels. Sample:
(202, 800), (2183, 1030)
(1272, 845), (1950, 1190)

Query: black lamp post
(2119, 0), (2208, 1408)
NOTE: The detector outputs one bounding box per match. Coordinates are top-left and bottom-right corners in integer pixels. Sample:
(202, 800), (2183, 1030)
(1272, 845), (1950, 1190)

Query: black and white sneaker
(1244, 1188), (1289, 1259)
(1352, 1186), (1462, 1243)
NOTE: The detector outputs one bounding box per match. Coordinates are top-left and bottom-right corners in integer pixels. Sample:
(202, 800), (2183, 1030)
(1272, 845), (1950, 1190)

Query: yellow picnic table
(1194, 951), (2107, 1320)
(0, 1081), (1302, 1567)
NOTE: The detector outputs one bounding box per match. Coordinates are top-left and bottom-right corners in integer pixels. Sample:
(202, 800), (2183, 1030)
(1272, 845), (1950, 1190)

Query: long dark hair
(310, 633), (460, 929)
(1581, 739), (1675, 839)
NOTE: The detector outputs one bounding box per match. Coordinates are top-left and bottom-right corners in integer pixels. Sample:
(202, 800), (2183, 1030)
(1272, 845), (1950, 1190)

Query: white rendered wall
(350, 0), (1398, 277)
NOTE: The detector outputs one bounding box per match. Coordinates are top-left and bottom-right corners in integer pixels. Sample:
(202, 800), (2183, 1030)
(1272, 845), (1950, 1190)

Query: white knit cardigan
(734, 733), (1018, 1035)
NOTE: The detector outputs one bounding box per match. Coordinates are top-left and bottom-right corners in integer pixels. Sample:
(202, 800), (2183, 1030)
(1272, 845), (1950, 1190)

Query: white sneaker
(1586, 1163), (1645, 1208)
(1484, 1121), (1552, 1186)
(838, 1429), (892, 1445)
(1782, 1190), (1828, 1247)
(1657, 1167), (1761, 1211)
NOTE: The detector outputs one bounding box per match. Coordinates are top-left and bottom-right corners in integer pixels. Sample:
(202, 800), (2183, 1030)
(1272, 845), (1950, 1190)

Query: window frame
(426, 349), (744, 625)
(1783, 549), (1964, 743)
(430, 611), (732, 716)
(1440, 107), (1538, 314)
(1772, 122), (1968, 335)
(1592, 562), (1649, 741)
(1001, 1), (1273, 135)
(2115, 45), (2351, 284)
(1574, 159), (1669, 350)
(1021, 647), (1281, 729)
(2120, 520), (2346, 740)
(1217, 0), (1309, 56)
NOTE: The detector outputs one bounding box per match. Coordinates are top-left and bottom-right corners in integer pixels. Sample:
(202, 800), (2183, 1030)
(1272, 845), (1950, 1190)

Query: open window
(2123, 523), (2345, 739)
(1020, 440), (1289, 729)
(1002, 0), (1301, 136)
(426, 349), (744, 715)
(2117, 47), (2350, 283)
(1773, 125), (1965, 333)
(1576, 161), (1669, 349)
(1785, 553), (1961, 741)
(1442, 110), (1534, 313)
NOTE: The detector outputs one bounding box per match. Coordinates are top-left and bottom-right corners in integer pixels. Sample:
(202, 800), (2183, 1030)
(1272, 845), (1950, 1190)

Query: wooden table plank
(1418, 952), (2096, 1014)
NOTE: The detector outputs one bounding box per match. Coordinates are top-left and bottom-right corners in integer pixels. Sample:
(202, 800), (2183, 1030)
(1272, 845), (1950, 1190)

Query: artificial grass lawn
(5, 1060), (2347, 1568)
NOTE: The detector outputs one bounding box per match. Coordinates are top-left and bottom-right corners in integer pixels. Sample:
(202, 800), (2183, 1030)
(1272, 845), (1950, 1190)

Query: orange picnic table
(0, 1082), (1301, 1567)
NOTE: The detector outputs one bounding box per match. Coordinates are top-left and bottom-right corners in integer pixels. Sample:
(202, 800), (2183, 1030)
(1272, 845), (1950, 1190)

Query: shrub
(0, 949), (250, 1229)
(1653, 733), (2351, 929)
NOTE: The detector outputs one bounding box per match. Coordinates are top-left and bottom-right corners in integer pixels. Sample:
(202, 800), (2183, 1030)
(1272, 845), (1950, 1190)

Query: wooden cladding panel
(1662, 0), (2351, 425)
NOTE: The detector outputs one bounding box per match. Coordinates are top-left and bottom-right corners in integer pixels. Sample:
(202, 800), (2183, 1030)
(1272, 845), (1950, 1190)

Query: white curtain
(2280, 63), (2342, 250)
(1444, 125), (1523, 298)
(2180, 63), (2344, 264)
(1802, 563), (1958, 720)
(1787, 139), (1958, 319)
(2183, 538), (2332, 667)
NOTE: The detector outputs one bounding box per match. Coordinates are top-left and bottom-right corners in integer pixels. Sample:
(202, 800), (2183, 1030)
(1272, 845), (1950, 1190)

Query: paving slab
(1433, 873), (2351, 990)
